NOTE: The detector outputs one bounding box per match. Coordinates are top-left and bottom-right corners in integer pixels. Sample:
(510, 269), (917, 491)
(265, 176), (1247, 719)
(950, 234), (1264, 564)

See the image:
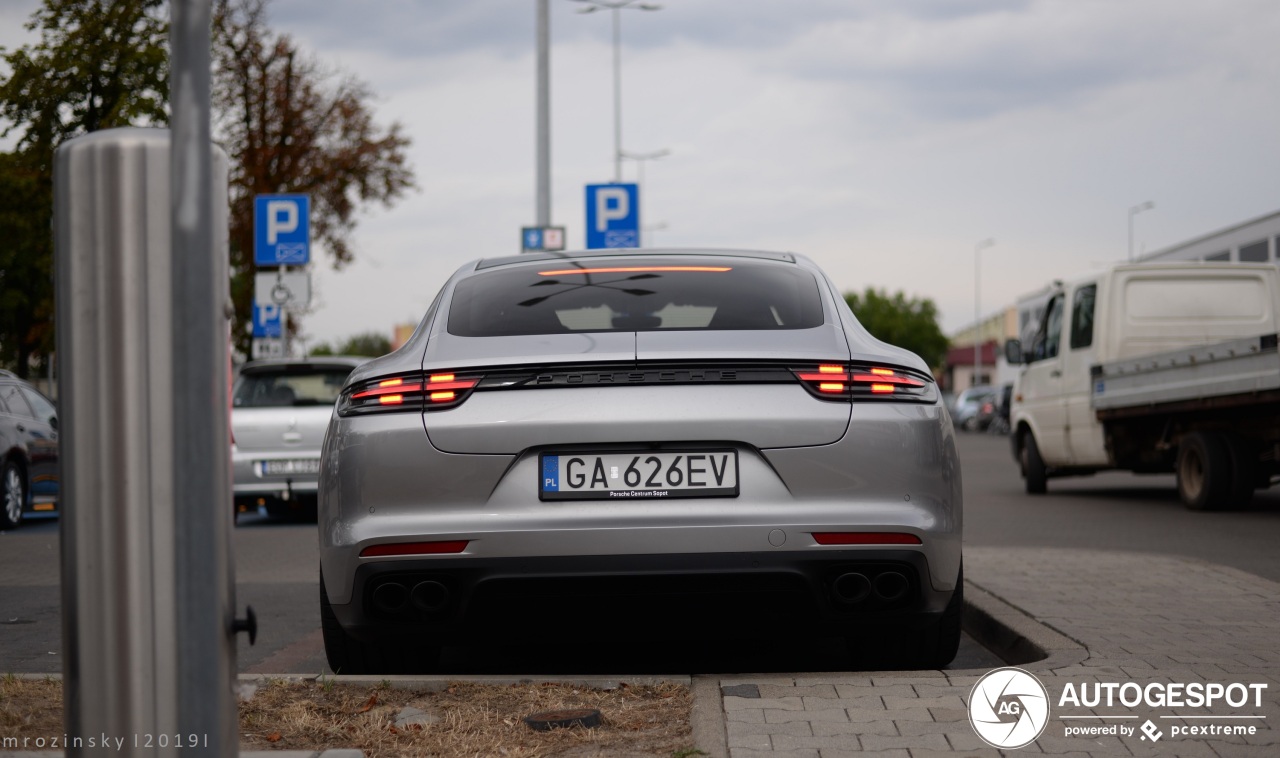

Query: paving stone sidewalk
(713, 547), (1280, 757)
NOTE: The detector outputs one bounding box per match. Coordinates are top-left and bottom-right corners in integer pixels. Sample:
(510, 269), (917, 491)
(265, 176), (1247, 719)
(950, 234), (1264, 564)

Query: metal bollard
(54, 127), (234, 756)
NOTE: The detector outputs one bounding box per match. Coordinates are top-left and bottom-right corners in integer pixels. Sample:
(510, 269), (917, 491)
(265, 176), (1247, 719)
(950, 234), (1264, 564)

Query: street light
(571, 0), (662, 182)
(974, 238), (996, 389)
(1128, 201), (1155, 262)
(620, 147), (668, 245)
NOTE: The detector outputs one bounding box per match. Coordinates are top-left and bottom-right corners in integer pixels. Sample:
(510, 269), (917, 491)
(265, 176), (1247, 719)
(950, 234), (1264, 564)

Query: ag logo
(968, 667), (1050, 749)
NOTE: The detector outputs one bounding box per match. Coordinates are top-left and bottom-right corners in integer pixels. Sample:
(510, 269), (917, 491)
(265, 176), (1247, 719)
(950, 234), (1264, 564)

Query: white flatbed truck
(1006, 263), (1280, 510)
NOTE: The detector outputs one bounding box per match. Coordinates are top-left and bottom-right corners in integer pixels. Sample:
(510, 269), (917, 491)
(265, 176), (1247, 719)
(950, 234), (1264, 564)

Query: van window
(1239, 240), (1269, 262)
(1069, 284), (1097, 350)
(1030, 294), (1064, 362)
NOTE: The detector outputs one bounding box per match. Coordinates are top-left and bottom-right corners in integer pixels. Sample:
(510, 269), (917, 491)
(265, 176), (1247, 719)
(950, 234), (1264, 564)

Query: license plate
(261, 459), (320, 476)
(539, 450), (739, 501)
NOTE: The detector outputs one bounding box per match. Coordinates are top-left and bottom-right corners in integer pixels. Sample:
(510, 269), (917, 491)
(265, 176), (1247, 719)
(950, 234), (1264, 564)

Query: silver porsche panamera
(318, 249), (963, 673)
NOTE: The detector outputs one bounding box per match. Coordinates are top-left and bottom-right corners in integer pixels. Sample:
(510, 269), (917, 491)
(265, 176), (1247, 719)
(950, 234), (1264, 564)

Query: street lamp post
(974, 238), (996, 390)
(535, 0), (551, 227)
(620, 147), (668, 245)
(572, 0), (662, 182)
(1128, 201), (1154, 262)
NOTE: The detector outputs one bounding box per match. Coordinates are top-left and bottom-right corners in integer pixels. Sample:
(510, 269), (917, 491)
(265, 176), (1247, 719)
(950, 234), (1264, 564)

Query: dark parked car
(0, 370), (60, 530)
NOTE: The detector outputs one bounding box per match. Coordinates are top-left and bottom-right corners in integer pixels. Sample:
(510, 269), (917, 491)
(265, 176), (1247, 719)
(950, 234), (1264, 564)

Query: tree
(310, 331), (391, 358)
(0, 0), (168, 377)
(844, 288), (949, 369)
(0, 0), (415, 374)
(213, 0), (415, 359)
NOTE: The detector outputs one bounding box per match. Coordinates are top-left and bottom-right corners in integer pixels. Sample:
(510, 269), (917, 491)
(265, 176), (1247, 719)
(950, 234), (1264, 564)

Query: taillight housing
(338, 371), (482, 416)
(793, 363), (937, 403)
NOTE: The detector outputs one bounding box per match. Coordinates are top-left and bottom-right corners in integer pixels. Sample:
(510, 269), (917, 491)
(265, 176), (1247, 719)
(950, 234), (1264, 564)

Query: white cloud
(6, 0), (1280, 343)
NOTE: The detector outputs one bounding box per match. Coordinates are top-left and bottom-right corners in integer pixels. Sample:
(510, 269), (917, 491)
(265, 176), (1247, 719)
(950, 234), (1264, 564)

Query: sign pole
(169, 0), (239, 751)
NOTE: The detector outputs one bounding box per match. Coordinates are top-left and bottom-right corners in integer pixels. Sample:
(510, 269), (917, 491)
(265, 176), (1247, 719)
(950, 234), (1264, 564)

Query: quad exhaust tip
(411, 580), (450, 613)
(371, 579), (452, 615)
(833, 572), (872, 603)
(832, 570), (910, 604)
(372, 582), (408, 614)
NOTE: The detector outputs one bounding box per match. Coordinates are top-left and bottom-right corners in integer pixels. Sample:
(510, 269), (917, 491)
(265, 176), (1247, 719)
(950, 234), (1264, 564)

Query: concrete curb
(962, 579), (1090, 672)
(690, 674), (729, 758)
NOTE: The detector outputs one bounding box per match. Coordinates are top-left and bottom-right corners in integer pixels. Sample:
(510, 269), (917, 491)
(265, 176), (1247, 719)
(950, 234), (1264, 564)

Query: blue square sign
(254, 194), (310, 266)
(585, 183), (639, 249)
(252, 302), (283, 338)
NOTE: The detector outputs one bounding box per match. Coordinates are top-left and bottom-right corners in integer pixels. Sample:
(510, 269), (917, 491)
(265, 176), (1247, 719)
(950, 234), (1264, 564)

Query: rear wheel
(1020, 432), (1047, 495)
(846, 565), (963, 671)
(1177, 432), (1230, 511)
(320, 570), (442, 675)
(1, 461), (25, 530)
(1220, 433), (1257, 510)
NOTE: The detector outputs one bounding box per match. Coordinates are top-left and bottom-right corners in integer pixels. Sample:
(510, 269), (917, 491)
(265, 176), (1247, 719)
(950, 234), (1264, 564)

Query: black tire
(846, 565), (963, 671)
(1, 460), (25, 530)
(1220, 433), (1257, 510)
(1020, 431), (1047, 495)
(320, 570), (442, 675)
(1177, 432), (1231, 511)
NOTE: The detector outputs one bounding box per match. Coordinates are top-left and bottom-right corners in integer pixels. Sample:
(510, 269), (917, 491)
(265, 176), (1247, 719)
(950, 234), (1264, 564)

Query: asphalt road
(4, 431), (1277, 675)
(960, 431), (1280, 581)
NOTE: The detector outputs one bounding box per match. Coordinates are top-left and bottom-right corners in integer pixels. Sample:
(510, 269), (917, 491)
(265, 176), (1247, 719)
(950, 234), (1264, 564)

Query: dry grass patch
(1, 675), (62, 736)
(1, 676), (698, 758)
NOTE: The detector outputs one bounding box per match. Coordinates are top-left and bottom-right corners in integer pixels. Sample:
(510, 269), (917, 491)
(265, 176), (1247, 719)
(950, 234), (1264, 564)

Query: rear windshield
(448, 258), (825, 337)
(233, 366), (354, 408)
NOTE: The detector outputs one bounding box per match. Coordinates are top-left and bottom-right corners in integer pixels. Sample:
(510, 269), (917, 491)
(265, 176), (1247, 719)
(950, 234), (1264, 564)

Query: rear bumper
(232, 449), (321, 501)
(326, 549), (956, 643)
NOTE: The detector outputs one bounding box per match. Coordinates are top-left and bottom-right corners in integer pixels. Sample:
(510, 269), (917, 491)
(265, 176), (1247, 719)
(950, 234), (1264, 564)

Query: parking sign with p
(254, 194), (311, 266)
(585, 183), (639, 249)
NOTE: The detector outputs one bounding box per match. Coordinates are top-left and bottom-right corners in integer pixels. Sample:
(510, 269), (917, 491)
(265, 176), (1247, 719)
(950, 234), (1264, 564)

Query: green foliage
(310, 332), (390, 358)
(0, 153), (53, 377)
(0, 0), (414, 373)
(0, 0), (167, 377)
(843, 287), (949, 369)
(0, 0), (168, 154)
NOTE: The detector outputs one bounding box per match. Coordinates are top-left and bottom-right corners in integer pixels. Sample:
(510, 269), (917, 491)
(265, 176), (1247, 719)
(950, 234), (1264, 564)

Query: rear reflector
(812, 532), (922, 546)
(360, 540), (470, 558)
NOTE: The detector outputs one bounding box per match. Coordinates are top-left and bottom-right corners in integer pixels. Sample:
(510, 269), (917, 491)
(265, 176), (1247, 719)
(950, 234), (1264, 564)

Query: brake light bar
(537, 266), (732, 276)
(812, 532), (922, 546)
(340, 371), (483, 415)
(793, 363), (936, 403)
(360, 540), (470, 557)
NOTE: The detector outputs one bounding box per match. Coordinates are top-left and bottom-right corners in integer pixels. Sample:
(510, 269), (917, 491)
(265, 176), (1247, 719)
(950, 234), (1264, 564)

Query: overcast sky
(5, 0), (1280, 347)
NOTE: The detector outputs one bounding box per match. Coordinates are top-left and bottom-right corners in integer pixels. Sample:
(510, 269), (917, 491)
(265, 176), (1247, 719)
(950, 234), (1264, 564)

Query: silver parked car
(232, 357), (365, 520)
(318, 249), (962, 673)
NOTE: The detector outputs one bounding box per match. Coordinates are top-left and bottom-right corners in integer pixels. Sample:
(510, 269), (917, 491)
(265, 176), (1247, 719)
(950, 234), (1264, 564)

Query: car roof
(474, 247), (800, 271)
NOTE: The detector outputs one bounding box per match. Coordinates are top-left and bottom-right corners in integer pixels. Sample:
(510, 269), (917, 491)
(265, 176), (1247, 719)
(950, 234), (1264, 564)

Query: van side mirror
(1004, 339), (1023, 365)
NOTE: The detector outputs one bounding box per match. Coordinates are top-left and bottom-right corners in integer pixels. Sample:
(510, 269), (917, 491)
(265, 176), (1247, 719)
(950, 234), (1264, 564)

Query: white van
(1007, 263), (1280, 509)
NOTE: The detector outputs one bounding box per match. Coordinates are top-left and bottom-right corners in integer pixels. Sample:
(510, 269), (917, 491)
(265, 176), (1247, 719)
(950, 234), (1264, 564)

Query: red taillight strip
(797, 372), (849, 381)
(851, 373), (924, 386)
(353, 383), (423, 399)
(421, 380), (478, 392)
(360, 540), (470, 557)
(812, 532), (922, 546)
